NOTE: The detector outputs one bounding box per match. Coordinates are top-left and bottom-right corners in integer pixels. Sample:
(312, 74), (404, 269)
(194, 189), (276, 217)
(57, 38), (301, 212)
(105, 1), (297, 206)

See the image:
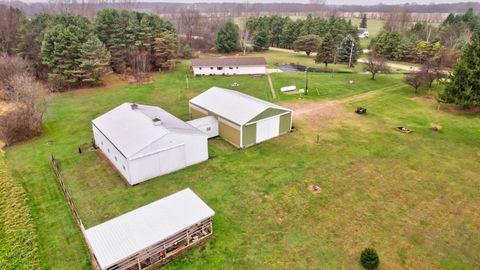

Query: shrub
(360, 247), (380, 269)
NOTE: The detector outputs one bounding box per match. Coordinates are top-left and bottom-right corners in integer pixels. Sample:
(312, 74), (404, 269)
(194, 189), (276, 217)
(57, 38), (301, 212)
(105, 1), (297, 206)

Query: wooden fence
(50, 153), (101, 270)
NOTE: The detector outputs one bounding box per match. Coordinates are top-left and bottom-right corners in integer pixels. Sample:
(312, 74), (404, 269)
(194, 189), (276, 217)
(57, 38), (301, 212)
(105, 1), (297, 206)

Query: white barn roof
(84, 188), (215, 270)
(92, 103), (203, 159)
(190, 87), (291, 125)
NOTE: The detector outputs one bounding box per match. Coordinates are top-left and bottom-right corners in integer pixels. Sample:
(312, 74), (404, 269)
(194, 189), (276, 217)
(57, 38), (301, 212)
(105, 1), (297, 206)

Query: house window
(217, 67), (223, 70)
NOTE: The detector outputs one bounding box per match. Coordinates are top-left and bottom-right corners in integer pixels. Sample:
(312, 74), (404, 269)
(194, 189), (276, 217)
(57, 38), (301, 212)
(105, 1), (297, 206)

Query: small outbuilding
(191, 57), (267, 76)
(84, 188), (215, 270)
(187, 116), (219, 139)
(189, 87), (293, 148)
(92, 103), (208, 185)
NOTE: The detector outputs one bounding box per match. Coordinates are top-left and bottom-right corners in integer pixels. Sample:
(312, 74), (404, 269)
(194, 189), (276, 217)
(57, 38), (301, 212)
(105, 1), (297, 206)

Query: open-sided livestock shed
(84, 188), (215, 270)
(189, 87), (293, 148)
(92, 103), (208, 185)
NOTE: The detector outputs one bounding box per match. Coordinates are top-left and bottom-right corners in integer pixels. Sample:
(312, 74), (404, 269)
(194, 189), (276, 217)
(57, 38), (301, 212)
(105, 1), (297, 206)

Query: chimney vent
(152, 117), (162, 126)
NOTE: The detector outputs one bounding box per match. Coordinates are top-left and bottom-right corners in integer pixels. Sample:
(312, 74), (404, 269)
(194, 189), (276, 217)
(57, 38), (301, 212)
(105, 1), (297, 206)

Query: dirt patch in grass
(445, 104), (480, 114)
(307, 184), (322, 193)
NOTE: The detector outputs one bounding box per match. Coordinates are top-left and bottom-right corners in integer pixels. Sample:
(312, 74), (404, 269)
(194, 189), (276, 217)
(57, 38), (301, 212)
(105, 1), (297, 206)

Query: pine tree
(360, 14), (368, 29)
(41, 24), (87, 89)
(439, 30), (480, 107)
(153, 31), (178, 70)
(95, 9), (128, 73)
(300, 14), (314, 36)
(216, 22), (239, 53)
(337, 34), (359, 66)
(75, 36), (111, 86)
(253, 29), (269, 52)
(315, 33), (336, 68)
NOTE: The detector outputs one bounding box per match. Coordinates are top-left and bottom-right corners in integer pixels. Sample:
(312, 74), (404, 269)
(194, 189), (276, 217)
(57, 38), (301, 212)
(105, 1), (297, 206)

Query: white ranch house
(92, 103), (208, 185)
(191, 57), (267, 76)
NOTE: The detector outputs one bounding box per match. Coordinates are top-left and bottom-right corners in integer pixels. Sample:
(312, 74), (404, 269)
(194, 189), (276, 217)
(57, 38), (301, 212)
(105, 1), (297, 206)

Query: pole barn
(189, 87), (293, 148)
(92, 103), (208, 185)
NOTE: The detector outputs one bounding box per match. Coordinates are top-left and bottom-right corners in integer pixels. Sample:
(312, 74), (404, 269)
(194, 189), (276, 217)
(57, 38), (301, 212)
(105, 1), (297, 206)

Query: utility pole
(305, 67), (309, 95)
(348, 41), (355, 69)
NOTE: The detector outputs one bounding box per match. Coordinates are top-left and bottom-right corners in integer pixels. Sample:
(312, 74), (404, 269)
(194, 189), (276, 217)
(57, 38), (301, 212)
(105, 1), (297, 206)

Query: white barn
(84, 188), (215, 270)
(191, 57), (267, 76)
(92, 103), (208, 185)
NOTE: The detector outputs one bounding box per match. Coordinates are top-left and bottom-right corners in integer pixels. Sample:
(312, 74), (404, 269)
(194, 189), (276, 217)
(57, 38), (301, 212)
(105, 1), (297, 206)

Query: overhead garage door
(158, 145), (186, 175)
(255, 116), (280, 143)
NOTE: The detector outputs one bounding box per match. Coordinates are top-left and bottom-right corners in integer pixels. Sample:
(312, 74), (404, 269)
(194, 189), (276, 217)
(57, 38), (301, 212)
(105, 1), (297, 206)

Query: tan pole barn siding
(242, 123), (256, 147)
(190, 104), (209, 119)
(279, 112), (292, 134)
(219, 119), (241, 148)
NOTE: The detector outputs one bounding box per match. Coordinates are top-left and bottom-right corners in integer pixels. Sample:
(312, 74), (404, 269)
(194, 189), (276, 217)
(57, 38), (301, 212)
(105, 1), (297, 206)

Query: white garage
(92, 103), (208, 185)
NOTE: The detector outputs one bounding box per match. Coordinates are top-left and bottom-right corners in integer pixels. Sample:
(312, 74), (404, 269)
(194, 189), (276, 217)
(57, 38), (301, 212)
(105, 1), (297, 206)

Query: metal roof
(84, 188), (215, 270)
(92, 103), (204, 159)
(190, 87), (291, 125)
(191, 57), (266, 67)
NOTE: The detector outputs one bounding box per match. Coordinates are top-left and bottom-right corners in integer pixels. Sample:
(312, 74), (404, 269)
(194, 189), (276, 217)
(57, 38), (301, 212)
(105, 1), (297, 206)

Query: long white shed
(92, 103), (208, 185)
(84, 188), (215, 270)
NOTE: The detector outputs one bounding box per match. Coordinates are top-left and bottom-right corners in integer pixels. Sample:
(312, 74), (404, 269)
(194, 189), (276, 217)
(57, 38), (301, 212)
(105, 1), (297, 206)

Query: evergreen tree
(315, 33), (336, 68)
(293, 35), (321, 56)
(360, 14), (368, 29)
(337, 34), (359, 66)
(41, 23), (88, 89)
(280, 19), (300, 49)
(300, 14), (314, 36)
(95, 9), (128, 73)
(216, 22), (239, 53)
(253, 29), (269, 52)
(75, 36), (111, 86)
(440, 31), (480, 107)
(153, 31), (178, 70)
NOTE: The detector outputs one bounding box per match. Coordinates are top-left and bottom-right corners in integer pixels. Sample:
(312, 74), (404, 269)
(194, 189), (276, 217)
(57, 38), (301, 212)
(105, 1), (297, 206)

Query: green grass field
(5, 60), (480, 270)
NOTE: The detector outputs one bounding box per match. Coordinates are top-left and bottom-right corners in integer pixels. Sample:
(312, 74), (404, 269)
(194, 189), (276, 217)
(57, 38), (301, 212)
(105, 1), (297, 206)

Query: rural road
(269, 47), (420, 72)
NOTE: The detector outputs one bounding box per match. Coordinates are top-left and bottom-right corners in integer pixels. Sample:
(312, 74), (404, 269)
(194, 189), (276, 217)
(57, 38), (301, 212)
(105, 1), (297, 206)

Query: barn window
(107, 148), (110, 153)
(123, 165), (126, 171)
(236, 67), (239, 69)
(229, 67), (233, 70)
(210, 67), (213, 70)
(206, 127), (211, 131)
(199, 67), (202, 70)
(115, 156), (117, 161)
(217, 67), (223, 70)
(101, 141), (104, 146)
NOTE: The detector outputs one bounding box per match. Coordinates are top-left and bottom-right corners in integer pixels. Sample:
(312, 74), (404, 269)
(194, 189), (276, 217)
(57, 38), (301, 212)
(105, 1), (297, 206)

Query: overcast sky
(15, 0), (475, 4)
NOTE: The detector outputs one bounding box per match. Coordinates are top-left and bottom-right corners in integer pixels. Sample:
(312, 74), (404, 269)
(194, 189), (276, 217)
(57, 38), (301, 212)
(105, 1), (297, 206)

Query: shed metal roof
(191, 57), (266, 67)
(92, 103), (203, 159)
(84, 188), (215, 270)
(190, 87), (291, 125)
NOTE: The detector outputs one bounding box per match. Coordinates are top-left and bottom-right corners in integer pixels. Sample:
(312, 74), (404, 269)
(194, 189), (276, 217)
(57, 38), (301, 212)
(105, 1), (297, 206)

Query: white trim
(189, 103), (209, 115)
(129, 143), (185, 161)
(245, 111), (290, 126)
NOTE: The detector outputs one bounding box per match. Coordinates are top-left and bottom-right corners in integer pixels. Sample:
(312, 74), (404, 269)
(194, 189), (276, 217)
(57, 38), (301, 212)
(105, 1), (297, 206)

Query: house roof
(189, 87), (291, 125)
(191, 57), (266, 67)
(92, 103), (203, 159)
(84, 188), (215, 270)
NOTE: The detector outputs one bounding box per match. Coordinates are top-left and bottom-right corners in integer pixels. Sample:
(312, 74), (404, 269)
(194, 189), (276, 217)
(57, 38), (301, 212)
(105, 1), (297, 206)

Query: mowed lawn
(5, 61), (480, 270)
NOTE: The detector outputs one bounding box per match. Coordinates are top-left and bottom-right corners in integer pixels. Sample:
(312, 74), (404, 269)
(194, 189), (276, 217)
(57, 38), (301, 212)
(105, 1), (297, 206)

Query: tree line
(1, 6), (178, 90)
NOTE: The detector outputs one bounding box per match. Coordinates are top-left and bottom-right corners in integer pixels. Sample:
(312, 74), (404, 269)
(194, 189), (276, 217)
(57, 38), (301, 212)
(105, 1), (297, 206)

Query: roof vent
(152, 117), (162, 126)
(131, 103), (138, 110)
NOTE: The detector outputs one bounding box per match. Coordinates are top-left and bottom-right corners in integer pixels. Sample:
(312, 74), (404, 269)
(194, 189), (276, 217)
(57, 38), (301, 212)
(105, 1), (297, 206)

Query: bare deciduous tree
(383, 7), (411, 32)
(364, 51), (389, 80)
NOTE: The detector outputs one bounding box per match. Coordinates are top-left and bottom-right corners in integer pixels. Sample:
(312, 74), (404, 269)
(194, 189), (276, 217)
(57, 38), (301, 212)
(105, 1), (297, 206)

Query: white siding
(193, 65), (266, 76)
(187, 116), (219, 139)
(93, 125), (131, 182)
(255, 115), (280, 143)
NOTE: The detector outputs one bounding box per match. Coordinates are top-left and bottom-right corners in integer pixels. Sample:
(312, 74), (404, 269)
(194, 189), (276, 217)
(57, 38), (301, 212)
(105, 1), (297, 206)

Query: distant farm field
(5, 60), (480, 270)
